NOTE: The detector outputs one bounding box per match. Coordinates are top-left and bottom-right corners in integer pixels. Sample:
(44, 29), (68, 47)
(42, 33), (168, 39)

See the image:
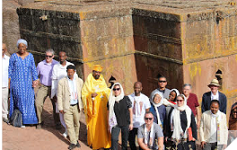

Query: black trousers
(128, 128), (142, 150)
(111, 125), (129, 150)
(177, 141), (196, 150)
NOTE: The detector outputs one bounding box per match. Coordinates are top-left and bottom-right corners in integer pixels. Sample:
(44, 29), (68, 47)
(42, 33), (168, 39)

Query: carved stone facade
(5, 0), (237, 117)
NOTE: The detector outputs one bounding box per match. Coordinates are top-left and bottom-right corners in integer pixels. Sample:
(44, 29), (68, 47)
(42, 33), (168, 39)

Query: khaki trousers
(2, 87), (9, 119)
(35, 85), (60, 124)
(64, 104), (81, 145)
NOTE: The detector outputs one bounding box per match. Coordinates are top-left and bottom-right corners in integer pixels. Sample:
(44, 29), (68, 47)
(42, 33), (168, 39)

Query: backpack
(10, 109), (23, 127)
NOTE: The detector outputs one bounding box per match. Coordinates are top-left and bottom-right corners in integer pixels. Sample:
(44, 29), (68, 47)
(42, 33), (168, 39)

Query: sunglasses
(145, 117), (153, 121)
(159, 80), (166, 83)
(113, 88), (120, 91)
(45, 55), (53, 58)
(233, 111), (237, 114)
(177, 100), (183, 102)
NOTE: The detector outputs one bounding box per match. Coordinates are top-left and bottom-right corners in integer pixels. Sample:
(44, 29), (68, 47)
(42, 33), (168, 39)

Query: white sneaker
(21, 125), (25, 128)
(62, 132), (67, 138)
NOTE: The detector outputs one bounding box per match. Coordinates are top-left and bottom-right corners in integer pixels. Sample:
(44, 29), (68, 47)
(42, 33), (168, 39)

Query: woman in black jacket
(108, 82), (133, 150)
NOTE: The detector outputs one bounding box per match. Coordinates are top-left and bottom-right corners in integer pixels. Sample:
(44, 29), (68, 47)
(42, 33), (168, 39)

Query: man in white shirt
(2, 43), (10, 123)
(57, 65), (84, 150)
(128, 82), (151, 150)
(51, 51), (75, 136)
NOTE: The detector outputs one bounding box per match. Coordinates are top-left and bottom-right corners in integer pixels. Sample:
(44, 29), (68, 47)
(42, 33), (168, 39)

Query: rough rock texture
(3, 0), (237, 118)
(15, 1), (237, 109)
(2, 0), (21, 54)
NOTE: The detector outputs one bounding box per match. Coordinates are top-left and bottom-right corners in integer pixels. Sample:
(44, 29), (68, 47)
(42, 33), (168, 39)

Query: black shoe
(55, 123), (62, 130)
(76, 141), (81, 148)
(68, 144), (77, 150)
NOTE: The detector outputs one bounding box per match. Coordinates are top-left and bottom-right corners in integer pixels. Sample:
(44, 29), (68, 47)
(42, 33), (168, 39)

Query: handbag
(10, 109), (23, 127)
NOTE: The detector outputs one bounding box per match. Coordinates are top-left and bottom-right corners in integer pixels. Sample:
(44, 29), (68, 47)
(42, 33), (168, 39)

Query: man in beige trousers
(57, 65), (84, 150)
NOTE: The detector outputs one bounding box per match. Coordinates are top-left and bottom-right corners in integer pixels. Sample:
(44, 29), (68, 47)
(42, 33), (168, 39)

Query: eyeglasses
(113, 88), (120, 91)
(177, 100), (183, 102)
(145, 117), (153, 121)
(233, 111), (237, 114)
(159, 80), (166, 83)
(45, 55), (53, 58)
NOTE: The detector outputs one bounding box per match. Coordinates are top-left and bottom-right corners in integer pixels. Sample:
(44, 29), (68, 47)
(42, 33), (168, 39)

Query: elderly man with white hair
(35, 49), (59, 129)
(9, 39), (39, 127)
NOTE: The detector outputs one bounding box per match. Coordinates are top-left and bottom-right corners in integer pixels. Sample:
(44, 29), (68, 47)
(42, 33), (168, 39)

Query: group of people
(2, 39), (237, 150)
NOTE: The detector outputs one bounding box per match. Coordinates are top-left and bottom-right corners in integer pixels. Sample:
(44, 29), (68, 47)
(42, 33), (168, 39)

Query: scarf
(128, 93), (142, 117)
(144, 124), (155, 148)
(151, 91), (164, 126)
(171, 94), (192, 140)
(163, 89), (180, 106)
(108, 82), (125, 132)
(229, 102), (237, 130)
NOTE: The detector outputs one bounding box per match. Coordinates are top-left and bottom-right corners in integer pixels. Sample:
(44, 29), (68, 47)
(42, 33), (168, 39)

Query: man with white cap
(201, 79), (227, 114)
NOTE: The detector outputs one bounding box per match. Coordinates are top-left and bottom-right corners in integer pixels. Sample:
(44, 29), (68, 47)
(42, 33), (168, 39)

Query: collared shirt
(37, 59), (58, 86)
(2, 54), (10, 88)
(211, 91), (219, 101)
(51, 61), (75, 98)
(67, 77), (78, 105)
(209, 114), (218, 143)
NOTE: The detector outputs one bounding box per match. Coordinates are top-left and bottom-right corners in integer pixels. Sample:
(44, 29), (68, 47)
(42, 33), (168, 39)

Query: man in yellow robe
(82, 65), (111, 149)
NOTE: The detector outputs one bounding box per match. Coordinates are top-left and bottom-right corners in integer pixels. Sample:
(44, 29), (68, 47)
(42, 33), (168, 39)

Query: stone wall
(132, 8), (183, 95)
(181, 6), (237, 117)
(14, 0), (237, 111)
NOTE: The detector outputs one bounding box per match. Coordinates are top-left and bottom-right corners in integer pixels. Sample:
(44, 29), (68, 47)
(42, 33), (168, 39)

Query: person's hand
(32, 80), (38, 87)
(129, 123), (133, 131)
(52, 96), (57, 103)
(197, 122), (200, 129)
(59, 110), (64, 114)
(223, 144), (227, 150)
(201, 141), (206, 149)
(165, 137), (168, 142)
(192, 138), (196, 141)
(91, 92), (98, 98)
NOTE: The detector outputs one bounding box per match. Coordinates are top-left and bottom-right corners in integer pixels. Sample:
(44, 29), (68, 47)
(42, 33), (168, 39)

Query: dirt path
(2, 97), (91, 150)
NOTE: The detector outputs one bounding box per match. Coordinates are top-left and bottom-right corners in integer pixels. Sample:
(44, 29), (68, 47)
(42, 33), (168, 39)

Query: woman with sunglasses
(170, 94), (197, 150)
(108, 82), (133, 150)
(163, 89), (180, 149)
(150, 92), (166, 129)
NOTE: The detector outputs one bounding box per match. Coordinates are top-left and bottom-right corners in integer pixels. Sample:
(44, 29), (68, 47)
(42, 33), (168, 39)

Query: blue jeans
(111, 125), (129, 150)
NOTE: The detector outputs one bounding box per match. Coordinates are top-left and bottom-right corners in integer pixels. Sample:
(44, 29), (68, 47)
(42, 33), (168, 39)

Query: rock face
(12, 0), (237, 117)
(2, 0), (35, 54)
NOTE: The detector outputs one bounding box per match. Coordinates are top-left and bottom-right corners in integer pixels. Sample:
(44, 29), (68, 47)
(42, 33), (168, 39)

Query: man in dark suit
(201, 79), (227, 114)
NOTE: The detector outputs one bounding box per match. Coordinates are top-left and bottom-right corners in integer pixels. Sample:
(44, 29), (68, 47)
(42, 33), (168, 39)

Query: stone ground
(2, 96), (91, 150)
